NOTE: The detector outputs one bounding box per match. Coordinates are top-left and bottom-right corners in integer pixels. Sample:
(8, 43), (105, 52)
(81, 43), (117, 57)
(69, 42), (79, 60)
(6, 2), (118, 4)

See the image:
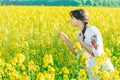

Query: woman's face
(70, 15), (84, 31)
(70, 16), (82, 27)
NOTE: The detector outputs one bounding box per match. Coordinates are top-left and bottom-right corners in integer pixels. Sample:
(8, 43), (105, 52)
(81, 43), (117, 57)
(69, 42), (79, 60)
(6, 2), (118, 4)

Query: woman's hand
(59, 32), (76, 55)
(59, 32), (68, 41)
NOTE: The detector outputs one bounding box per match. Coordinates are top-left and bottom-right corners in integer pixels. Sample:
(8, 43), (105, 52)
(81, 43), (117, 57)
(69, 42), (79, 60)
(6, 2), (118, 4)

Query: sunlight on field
(0, 6), (120, 80)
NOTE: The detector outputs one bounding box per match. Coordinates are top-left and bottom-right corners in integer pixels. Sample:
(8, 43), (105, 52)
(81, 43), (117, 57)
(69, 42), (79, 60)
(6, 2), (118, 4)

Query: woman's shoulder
(86, 26), (100, 35)
(87, 26), (98, 31)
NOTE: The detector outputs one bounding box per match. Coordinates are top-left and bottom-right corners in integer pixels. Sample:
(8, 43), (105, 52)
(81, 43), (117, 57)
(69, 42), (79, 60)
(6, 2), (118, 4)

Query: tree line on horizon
(0, 0), (120, 7)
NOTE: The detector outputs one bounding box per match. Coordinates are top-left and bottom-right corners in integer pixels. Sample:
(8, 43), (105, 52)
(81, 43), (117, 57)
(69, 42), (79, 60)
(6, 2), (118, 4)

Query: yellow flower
(91, 65), (102, 78)
(116, 37), (120, 46)
(91, 65), (99, 73)
(20, 72), (29, 80)
(94, 54), (106, 67)
(5, 63), (14, 72)
(36, 72), (45, 80)
(43, 71), (53, 80)
(111, 56), (117, 63)
(62, 67), (69, 74)
(99, 71), (109, 79)
(49, 73), (55, 80)
(63, 74), (69, 80)
(21, 64), (26, 70)
(0, 69), (4, 75)
(79, 53), (89, 66)
(48, 66), (55, 73)
(28, 60), (39, 71)
(79, 69), (87, 79)
(71, 78), (76, 80)
(43, 54), (53, 67)
(9, 70), (20, 80)
(12, 53), (26, 66)
(59, 67), (69, 74)
(111, 70), (119, 77)
(104, 48), (111, 57)
(73, 42), (83, 53)
(0, 58), (5, 67)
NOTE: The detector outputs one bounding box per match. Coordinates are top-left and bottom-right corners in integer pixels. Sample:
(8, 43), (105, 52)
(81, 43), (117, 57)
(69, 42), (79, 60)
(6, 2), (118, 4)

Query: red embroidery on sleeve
(90, 34), (98, 50)
(91, 40), (98, 50)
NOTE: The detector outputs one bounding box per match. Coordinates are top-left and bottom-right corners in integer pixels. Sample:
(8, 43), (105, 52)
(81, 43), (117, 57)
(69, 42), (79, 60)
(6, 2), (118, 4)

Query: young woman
(59, 9), (114, 80)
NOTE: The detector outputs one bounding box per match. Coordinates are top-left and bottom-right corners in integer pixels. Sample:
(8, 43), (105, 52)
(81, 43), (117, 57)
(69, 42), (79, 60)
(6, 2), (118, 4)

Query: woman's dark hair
(70, 9), (89, 35)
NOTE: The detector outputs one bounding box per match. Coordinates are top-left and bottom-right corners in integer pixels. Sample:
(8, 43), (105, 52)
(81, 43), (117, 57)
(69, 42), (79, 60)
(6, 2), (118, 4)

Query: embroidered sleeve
(89, 33), (103, 56)
(85, 27), (103, 57)
(90, 34), (99, 50)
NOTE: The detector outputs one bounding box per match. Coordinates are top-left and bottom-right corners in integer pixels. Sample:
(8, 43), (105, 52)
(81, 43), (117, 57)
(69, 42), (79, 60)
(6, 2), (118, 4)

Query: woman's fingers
(59, 32), (68, 40)
(59, 32), (65, 39)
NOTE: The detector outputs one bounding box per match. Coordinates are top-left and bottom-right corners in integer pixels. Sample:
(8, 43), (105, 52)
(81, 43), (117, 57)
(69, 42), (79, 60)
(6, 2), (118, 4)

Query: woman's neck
(78, 23), (84, 32)
(79, 24), (89, 34)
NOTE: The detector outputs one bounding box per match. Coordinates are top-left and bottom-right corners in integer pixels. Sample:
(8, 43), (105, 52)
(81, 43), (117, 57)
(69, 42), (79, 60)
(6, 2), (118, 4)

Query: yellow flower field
(0, 6), (120, 80)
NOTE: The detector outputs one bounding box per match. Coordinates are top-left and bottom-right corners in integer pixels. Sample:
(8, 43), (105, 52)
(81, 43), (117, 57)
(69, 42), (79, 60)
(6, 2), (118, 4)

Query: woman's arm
(64, 37), (76, 56)
(77, 35), (94, 57)
(59, 32), (76, 56)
